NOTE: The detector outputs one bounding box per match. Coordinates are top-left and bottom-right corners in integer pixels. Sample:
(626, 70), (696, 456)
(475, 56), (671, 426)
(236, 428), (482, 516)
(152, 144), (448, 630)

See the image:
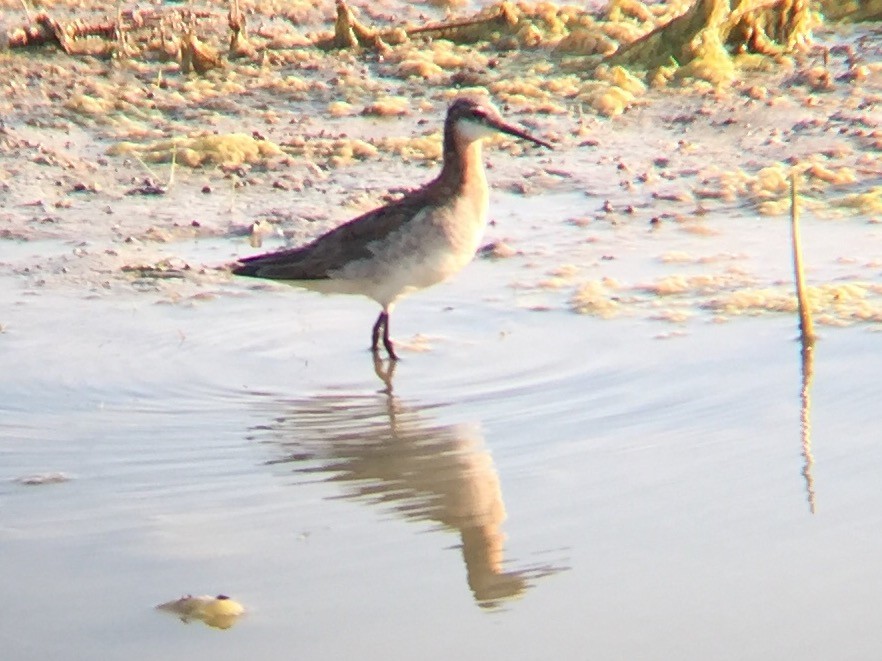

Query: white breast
(332, 190), (490, 308)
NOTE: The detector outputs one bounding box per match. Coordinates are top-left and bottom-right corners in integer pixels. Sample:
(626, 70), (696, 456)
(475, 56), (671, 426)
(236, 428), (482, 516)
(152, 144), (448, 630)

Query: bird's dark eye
(471, 109), (488, 121)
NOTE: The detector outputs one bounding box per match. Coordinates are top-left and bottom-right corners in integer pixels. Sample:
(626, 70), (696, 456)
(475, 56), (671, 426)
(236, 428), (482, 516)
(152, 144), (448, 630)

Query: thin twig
(790, 172), (815, 345)
(792, 170), (817, 514)
(167, 142), (177, 190)
(19, 0), (33, 22)
(115, 0), (127, 58)
(131, 152), (160, 181)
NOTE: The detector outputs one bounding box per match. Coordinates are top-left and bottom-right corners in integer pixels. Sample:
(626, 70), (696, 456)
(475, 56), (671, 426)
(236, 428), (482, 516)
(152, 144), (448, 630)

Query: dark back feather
(233, 186), (438, 281)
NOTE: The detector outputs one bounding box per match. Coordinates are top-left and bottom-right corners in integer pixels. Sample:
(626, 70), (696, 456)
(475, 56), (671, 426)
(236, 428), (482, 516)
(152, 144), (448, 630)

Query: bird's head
(446, 97), (552, 149)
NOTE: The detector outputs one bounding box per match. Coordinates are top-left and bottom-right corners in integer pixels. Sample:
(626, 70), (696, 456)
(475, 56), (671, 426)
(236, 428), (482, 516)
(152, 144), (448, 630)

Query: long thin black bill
(493, 120), (553, 149)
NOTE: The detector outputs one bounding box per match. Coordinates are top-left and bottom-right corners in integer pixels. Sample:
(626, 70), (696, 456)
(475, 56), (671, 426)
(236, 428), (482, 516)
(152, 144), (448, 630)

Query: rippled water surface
(4, 190), (882, 660)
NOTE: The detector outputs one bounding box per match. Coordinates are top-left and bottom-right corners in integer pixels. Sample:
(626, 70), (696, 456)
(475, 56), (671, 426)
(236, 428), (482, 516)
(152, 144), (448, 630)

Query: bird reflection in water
(256, 359), (561, 608)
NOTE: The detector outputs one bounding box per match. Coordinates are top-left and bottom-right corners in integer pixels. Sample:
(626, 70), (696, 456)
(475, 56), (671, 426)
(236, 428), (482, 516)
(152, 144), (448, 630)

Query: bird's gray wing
(233, 189), (433, 281)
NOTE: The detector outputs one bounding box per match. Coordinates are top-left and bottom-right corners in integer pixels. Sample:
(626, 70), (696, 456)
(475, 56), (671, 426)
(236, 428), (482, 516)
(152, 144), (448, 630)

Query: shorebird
(233, 96), (551, 360)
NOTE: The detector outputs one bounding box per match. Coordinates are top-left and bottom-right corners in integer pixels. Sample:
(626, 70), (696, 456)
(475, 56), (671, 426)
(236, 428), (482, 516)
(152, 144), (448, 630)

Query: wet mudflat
(3, 0), (882, 658)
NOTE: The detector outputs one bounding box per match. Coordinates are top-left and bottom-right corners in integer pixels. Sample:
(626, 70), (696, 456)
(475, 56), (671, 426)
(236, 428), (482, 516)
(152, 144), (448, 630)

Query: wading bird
(233, 96), (551, 360)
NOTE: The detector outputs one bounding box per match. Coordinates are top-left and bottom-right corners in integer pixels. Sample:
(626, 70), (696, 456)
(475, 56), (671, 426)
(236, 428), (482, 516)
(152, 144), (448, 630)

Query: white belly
(324, 193), (489, 308)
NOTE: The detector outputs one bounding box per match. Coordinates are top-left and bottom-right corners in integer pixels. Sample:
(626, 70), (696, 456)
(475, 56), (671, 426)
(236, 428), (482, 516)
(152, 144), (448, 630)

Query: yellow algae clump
(642, 275), (696, 295)
(704, 282), (882, 324)
(396, 58), (444, 79)
(108, 134), (282, 167)
(595, 64), (646, 94)
(725, 0), (815, 53)
(817, 283), (870, 312)
(651, 309), (693, 323)
(609, 0), (729, 70)
(554, 28), (618, 56)
(692, 166), (754, 201)
(550, 264), (581, 279)
(585, 85), (635, 117)
(516, 1), (577, 39)
(277, 75), (314, 94)
(284, 137), (380, 167)
(489, 78), (548, 100)
(601, 20), (648, 48)
(674, 28), (735, 85)
(807, 163), (857, 186)
(495, 94), (568, 115)
(327, 101), (355, 117)
(426, 0), (470, 7)
(156, 594), (245, 630)
(659, 251), (695, 264)
(569, 279), (622, 317)
(410, 1), (520, 45)
(820, 0), (882, 22)
(606, 0), (657, 23)
(515, 22), (545, 47)
(180, 31), (224, 75)
(582, 65), (646, 115)
(431, 43), (468, 70)
(538, 264), (580, 289)
(388, 41), (482, 80)
(640, 272), (754, 296)
(375, 135), (443, 163)
(544, 75), (582, 98)
(363, 96), (410, 116)
(65, 93), (114, 116)
(756, 198), (792, 216)
(751, 164), (790, 198)
(705, 287), (795, 314)
(659, 251), (743, 264)
(110, 115), (161, 142)
(606, 0), (811, 86)
(834, 187), (882, 215)
(716, 167), (752, 193)
(330, 139), (380, 167)
(538, 276), (570, 290)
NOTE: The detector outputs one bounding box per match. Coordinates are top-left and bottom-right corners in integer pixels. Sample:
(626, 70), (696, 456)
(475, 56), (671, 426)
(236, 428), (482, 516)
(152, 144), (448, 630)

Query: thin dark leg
(371, 311), (386, 353)
(382, 312), (398, 361)
(371, 310), (398, 360)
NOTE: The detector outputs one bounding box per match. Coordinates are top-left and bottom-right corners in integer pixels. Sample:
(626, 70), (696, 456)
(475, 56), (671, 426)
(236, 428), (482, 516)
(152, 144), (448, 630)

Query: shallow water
(4, 188), (882, 659)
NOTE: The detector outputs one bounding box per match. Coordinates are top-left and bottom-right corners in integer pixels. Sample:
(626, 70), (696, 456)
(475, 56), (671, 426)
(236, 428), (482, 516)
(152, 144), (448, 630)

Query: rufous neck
(439, 133), (486, 189)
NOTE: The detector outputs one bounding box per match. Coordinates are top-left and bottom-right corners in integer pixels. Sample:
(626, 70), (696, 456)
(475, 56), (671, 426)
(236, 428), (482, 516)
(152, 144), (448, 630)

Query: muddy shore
(1, 1), (881, 325)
